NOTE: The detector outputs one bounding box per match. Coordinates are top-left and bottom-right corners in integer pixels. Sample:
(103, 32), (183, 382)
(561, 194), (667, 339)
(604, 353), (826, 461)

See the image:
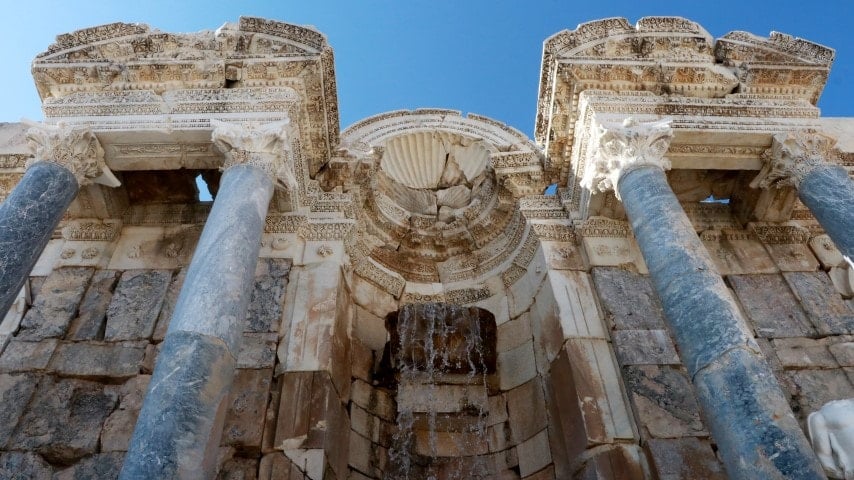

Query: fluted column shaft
(585, 118), (825, 479)
(121, 120), (293, 480)
(0, 123), (118, 317)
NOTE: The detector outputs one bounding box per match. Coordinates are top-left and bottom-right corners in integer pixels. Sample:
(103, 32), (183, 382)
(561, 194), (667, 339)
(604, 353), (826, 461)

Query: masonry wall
(0, 255), (294, 478)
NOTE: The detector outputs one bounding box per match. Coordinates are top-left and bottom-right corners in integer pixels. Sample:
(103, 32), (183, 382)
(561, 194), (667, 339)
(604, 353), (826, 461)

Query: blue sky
(1, 0), (851, 140)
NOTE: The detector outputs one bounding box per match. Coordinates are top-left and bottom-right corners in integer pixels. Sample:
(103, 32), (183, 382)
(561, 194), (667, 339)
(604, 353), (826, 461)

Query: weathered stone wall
(586, 238), (854, 479)
(0, 256), (293, 479)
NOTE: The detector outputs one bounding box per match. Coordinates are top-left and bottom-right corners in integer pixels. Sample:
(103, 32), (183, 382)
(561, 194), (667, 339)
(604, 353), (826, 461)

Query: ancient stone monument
(0, 15), (852, 480)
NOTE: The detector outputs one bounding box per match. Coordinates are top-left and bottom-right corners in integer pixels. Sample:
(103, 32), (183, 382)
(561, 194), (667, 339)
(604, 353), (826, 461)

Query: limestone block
(49, 341), (145, 379)
(473, 287), (511, 326)
(772, 337), (839, 369)
(352, 305), (389, 352)
(622, 366), (706, 438)
(646, 437), (726, 480)
(784, 271), (854, 335)
(104, 269), (172, 341)
(508, 247), (548, 318)
(31, 239), (63, 276)
(581, 236), (647, 273)
(279, 262), (346, 373)
(222, 369), (272, 452)
(17, 267), (93, 340)
(541, 240), (585, 270)
(152, 267), (186, 341)
(487, 422), (512, 452)
(487, 393), (509, 427)
(108, 225), (202, 270)
(350, 404), (382, 444)
(0, 339), (58, 373)
(497, 313), (533, 354)
(497, 338), (537, 391)
(258, 452), (308, 480)
(274, 370), (349, 477)
(238, 332), (278, 369)
(789, 369), (854, 417)
(246, 258), (292, 333)
(350, 338), (373, 383)
(413, 429), (489, 457)
(66, 269), (120, 341)
(351, 379), (396, 422)
(765, 243), (821, 272)
(0, 373), (37, 448)
(516, 429), (552, 477)
(591, 267), (665, 330)
(283, 449), (325, 480)
(541, 270), (607, 339)
(100, 375), (150, 452)
(523, 464), (555, 479)
(728, 274), (815, 338)
(573, 444), (648, 480)
(0, 452), (53, 478)
(829, 265), (854, 298)
(398, 383), (487, 414)
(506, 377), (548, 444)
(216, 457), (258, 480)
(700, 233), (777, 275)
(350, 272), (398, 319)
(829, 341), (854, 367)
(53, 452), (125, 479)
(349, 430), (385, 478)
(9, 377), (118, 464)
(810, 234), (846, 269)
(612, 330), (680, 366)
(547, 340), (636, 460)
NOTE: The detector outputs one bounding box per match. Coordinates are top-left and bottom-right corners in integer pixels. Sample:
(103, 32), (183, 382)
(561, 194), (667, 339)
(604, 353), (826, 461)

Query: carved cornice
(25, 122), (120, 187)
(211, 120), (298, 191)
(751, 130), (837, 189)
(582, 118), (673, 199)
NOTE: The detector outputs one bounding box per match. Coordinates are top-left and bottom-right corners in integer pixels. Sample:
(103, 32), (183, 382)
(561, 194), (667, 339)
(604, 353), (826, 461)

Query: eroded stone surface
(9, 377), (118, 464)
(622, 365), (706, 438)
(66, 269), (120, 341)
(728, 274), (816, 338)
(246, 258), (292, 333)
(591, 267), (665, 330)
(50, 341), (145, 379)
(646, 437), (726, 480)
(784, 271), (854, 335)
(17, 267), (93, 340)
(105, 269), (172, 341)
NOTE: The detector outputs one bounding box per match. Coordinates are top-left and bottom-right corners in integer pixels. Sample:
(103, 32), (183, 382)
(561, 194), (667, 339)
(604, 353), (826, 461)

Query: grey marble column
(0, 124), (118, 318)
(121, 120), (293, 479)
(753, 131), (854, 265)
(584, 118), (825, 480)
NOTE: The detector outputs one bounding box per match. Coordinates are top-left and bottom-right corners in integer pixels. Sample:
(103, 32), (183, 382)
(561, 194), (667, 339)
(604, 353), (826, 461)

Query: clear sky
(1, 0), (851, 140)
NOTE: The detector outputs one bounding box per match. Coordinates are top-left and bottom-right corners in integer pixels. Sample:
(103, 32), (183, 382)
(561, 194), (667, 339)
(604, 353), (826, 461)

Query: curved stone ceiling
(328, 109), (546, 287)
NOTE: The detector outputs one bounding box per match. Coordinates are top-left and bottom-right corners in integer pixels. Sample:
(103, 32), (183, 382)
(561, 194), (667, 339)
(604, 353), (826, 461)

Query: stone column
(121, 120), (295, 479)
(582, 118), (825, 479)
(0, 123), (119, 318)
(752, 130), (854, 267)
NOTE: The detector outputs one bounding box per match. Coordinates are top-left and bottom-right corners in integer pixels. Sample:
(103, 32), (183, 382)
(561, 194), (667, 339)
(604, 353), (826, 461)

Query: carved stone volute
(211, 119), (298, 191)
(751, 130), (837, 189)
(25, 122), (120, 187)
(582, 117), (674, 199)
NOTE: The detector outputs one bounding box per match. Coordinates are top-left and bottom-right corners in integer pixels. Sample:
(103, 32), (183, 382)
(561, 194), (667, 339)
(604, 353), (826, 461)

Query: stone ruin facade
(0, 15), (852, 480)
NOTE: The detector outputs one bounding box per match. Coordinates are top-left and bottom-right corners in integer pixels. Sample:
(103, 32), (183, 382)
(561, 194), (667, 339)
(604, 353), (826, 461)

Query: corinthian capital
(751, 130), (837, 189)
(211, 119), (298, 191)
(581, 117), (673, 199)
(25, 122), (120, 187)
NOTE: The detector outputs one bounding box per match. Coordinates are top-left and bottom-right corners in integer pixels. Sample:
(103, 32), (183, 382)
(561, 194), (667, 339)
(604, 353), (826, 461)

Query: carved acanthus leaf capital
(25, 122), (120, 187)
(211, 119), (298, 190)
(582, 117), (673, 199)
(751, 130), (837, 189)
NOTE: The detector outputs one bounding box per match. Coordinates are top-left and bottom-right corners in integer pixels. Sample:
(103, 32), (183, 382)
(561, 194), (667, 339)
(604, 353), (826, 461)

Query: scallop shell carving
(380, 132), (490, 189)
